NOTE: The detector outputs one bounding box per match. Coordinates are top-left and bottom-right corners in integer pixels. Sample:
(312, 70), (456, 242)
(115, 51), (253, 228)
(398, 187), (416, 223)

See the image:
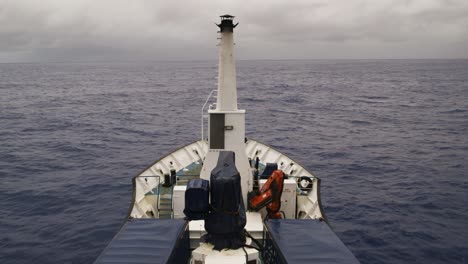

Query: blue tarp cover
(94, 219), (187, 264)
(265, 219), (360, 264)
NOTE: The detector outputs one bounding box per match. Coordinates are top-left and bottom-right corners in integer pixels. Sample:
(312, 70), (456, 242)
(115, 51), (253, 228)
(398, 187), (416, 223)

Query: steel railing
(201, 89), (217, 141)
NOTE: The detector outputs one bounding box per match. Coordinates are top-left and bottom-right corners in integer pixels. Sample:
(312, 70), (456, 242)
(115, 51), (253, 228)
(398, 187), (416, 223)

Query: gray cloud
(0, 0), (467, 62)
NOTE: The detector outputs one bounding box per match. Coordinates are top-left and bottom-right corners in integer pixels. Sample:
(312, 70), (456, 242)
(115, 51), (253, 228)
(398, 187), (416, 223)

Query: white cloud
(0, 0), (467, 61)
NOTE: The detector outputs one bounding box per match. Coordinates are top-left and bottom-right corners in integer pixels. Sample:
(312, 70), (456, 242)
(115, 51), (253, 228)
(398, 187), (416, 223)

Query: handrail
(201, 89), (217, 141)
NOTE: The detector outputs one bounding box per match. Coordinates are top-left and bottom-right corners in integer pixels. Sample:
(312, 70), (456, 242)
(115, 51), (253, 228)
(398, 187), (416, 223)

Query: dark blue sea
(1, 60), (467, 264)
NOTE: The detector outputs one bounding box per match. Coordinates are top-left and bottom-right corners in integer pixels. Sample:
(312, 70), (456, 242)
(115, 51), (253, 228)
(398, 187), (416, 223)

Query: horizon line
(1, 58), (468, 64)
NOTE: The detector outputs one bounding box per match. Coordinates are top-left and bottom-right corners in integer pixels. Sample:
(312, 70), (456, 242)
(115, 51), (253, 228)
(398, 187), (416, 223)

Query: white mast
(200, 15), (252, 202)
(216, 15), (238, 111)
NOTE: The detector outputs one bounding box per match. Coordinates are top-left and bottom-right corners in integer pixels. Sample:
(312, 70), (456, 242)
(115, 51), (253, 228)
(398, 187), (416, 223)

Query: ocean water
(1, 60), (467, 264)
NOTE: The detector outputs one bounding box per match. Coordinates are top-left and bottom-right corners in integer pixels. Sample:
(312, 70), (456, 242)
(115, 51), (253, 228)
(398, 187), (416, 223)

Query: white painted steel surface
(172, 185), (186, 219)
(192, 243), (258, 264)
(216, 28), (238, 111)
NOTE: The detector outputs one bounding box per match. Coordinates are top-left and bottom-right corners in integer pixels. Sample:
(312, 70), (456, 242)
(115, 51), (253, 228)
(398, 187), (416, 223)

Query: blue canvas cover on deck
(264, 219), (360, 264)
(94, 219), (189, 264)
(204, 151), (246, 250)
(184, 178), (210, 220)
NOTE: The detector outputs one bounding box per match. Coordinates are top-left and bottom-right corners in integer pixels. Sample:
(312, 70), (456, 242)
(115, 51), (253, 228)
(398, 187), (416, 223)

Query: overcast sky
(1, 0), (467, 62)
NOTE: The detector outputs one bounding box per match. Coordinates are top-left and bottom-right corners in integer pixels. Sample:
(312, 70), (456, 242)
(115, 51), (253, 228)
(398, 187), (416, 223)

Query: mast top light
(217, 14), (238, 32)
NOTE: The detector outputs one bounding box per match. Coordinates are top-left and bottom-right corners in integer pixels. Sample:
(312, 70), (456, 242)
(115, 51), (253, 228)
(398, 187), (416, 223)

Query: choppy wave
(1, 60), (468, 264)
